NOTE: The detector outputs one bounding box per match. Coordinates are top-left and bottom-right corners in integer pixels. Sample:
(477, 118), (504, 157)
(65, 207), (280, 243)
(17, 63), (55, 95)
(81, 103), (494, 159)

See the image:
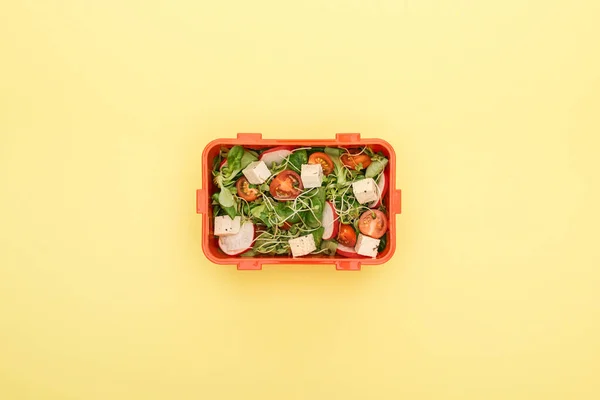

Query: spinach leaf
(223, 205), (237, 219)
(274, 202), (301, 224)
(217, 147), (258, 187)
(303, 187), (326, 228)
(320, 239), (338, 255)
(287, 150), (307, 173)
(250, 204), (273, 227)
(312, 227), (325, 249)
(307, 147), (325, 154)
(240, 150), (258, 170)
(378, 233), (387, 252)
(226, 146), (245, 171)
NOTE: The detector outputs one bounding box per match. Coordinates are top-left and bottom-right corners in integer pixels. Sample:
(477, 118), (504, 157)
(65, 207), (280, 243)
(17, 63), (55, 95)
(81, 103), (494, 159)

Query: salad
(211, 145), (389, 258)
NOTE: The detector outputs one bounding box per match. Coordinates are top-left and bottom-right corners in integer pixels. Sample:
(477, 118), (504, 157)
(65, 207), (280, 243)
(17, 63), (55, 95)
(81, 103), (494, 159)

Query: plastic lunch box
(196, 133), (402, 270)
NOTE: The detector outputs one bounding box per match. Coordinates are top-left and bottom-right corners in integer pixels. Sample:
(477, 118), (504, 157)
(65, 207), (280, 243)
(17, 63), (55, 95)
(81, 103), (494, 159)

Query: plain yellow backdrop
(1, 1), (599, 399)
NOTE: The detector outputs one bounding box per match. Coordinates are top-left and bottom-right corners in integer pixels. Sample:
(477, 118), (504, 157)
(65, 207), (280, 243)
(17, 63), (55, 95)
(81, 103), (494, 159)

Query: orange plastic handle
(196, 189), (208, 214)
(336, 260), (361, 271)
(392, 189), (402, 214)
(237, 260), (262, 270)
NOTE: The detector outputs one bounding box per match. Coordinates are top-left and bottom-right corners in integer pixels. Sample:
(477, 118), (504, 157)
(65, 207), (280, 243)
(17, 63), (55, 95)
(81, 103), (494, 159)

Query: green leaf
(320, 239), (338, 255)
(217, 147), (258, 188)
(307, 147), (325, 154)
(218, 187), (235, 208)
(240, 150), (258, 170)
(378, 233), (388, 252)
(240, 249), (258, 257)
(250, 204), (265, 218)
(227, 146), (245, 171)
(312, 227), (325, 249)
(287, 150), (307, 172)
(250, 204), (273, 227)
(274, 202), (301, 225)
(303, 187), (326, 228)
(366, 156), (388, 178)
(223, 205), (237, 219)
(324, 147), (343, 158)
(324, 147), (347, 187)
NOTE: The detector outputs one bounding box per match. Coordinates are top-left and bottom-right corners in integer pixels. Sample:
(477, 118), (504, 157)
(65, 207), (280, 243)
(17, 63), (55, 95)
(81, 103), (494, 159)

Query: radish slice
(336, 243), (368, 258)
(218, 221), (254, 255)
(260, 146), (293, 167)
(322, 201), (339, 240)
(368, 170), (388, 208)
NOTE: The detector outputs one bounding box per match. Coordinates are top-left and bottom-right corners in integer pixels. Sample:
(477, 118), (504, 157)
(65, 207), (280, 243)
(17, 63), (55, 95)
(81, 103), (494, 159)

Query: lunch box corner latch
(237, 133), (263, 142)
(336, 133), (361, 143)
(196, 188), (208, 214)
(336, 260), (361, 271)
(237, 260), (262, 270)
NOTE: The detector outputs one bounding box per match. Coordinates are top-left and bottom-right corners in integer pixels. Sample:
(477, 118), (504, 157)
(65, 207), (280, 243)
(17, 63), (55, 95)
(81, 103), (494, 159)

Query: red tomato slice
(308, 152), (334, 175)
(269, 170), (303, 201)
(358, 210), (388, 239)
(341, 150), (372, 170)
(337, 224), (357, 247)
(236, 177), (259, 201)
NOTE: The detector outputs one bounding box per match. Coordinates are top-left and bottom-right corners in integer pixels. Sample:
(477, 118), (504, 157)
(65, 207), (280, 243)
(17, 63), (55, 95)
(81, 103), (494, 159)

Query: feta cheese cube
(214, 215), (241, 236)
(354, 234), (380, 258)
(352, 178), (379, 204)
(301, 163), (323, 188)
(288, 234), (317, 257)
(242, 161), (271, 184)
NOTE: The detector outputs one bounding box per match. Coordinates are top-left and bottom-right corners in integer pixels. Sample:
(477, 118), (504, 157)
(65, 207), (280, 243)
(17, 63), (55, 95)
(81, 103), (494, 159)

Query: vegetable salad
(211, 145), (389, 258)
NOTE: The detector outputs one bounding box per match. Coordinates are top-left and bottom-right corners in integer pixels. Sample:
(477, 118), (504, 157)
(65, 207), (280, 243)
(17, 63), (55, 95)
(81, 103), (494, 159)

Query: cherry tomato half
(236, 177), (259, 201)
(341, 150), (372, 170)
(269, 170), (303, 201)
(308, 152), (334, 175)
(358, 210), (388, 239)
(337, 224), (357, 247)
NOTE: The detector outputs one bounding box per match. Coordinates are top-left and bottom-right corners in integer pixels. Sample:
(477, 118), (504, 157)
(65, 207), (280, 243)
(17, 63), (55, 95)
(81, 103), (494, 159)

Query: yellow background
(1, 0), (599, 399)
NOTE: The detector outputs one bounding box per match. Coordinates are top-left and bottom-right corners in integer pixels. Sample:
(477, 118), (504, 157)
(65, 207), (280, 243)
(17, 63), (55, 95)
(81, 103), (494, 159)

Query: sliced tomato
(269, 170), (303, 201)
(341, 150), (372, 170)
(337, 224), (357, 247)
(358, 210), (388, 239)
(236, 177), (259, 201)
(308, 152), (334, 175)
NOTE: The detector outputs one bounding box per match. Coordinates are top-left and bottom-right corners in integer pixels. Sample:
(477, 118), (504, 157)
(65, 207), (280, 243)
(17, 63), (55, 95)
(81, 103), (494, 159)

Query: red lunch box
(196, 133), (402, 270)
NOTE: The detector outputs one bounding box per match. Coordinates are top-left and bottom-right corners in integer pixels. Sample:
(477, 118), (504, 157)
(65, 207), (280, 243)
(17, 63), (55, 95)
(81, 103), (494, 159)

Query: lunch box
(196, 133), (402, 270)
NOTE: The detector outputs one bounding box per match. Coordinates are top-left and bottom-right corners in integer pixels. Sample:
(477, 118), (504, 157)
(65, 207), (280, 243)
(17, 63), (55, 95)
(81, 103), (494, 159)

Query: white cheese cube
(355, 234), (380, 258)
(289, 234), (317, 257)
(242, 161), (271, 184)
(352, 178), (379, 204)
(301, 164), (323, 188)
(214, 215), (241, 236)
